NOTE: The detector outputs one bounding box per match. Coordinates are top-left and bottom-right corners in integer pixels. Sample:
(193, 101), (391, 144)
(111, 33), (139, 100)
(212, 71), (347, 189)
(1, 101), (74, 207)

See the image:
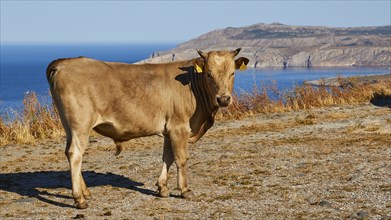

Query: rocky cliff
(137, 23), (391, 68)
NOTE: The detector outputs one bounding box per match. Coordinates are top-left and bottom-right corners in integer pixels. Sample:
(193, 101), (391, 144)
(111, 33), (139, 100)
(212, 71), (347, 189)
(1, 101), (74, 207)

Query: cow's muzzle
(216, 95), (232, 107)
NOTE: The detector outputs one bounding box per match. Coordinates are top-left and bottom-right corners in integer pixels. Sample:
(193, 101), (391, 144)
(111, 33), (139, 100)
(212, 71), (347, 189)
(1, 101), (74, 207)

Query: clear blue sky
(1, 1), (390, 44)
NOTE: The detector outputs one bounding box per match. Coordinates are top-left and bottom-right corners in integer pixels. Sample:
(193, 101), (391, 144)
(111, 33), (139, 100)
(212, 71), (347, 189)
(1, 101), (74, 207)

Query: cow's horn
(197, 49), (208, 59)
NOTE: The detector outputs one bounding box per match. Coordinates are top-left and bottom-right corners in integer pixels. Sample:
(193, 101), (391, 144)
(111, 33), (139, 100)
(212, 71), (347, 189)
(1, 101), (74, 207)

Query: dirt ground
(1, 103), (390, 219)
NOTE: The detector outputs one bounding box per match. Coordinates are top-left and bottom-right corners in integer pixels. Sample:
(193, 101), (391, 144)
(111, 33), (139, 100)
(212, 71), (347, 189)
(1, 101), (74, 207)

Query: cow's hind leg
(157, 137), (174, 197)
(65, 131), (90, 209)
(170, 127), (195, 199)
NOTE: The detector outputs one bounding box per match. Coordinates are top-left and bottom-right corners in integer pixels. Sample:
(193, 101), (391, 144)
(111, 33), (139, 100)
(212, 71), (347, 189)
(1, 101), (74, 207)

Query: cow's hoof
(182, 190), (195, 199)
(158, 188), (170, 198)
(75, 201), (89, 209)
(83, 191), (92, 200)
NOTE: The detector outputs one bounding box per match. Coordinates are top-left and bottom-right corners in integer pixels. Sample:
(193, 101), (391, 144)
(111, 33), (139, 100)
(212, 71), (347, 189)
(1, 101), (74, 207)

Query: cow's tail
(46, 60), (59, 87)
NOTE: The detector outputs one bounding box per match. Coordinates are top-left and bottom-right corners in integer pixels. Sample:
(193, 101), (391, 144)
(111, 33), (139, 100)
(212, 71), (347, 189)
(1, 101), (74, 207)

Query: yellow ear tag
(195, 64), (203, 73)
(239, 61), (247, 71)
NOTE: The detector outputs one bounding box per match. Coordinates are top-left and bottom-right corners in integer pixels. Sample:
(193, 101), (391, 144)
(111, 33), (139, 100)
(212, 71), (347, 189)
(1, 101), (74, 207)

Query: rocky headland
(137, 23), (391, 68)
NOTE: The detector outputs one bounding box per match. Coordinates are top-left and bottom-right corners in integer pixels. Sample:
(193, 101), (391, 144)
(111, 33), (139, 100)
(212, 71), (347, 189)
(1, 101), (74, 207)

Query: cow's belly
(93, 117), (165, 141)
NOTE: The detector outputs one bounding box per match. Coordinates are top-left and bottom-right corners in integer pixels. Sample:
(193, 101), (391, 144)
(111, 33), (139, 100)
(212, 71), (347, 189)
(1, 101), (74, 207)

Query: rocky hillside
(138, 23), (391, 68)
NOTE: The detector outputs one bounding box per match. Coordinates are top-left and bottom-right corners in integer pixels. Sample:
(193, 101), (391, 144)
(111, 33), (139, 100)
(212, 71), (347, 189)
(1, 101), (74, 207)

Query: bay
(1, 44), (176, 113)
(235, 66), (390, 93)
(1, 44), (389, 115)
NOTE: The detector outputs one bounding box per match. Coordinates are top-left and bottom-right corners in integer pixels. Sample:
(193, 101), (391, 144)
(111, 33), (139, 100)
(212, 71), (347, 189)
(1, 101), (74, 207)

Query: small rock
(219, 155), (228, 160)
(306, 197), (319, 205)
(318, 200), (332, 207)
(349, 211), (370, 219)
(101, 210), (112, 216)
(73, 214), (85, 219)
(356, 211), (369, 219)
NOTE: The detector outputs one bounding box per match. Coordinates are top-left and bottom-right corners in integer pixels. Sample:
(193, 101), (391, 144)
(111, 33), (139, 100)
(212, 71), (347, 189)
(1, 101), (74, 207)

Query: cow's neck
(190, 69), (217, 116)
(188, 66), (219, 143)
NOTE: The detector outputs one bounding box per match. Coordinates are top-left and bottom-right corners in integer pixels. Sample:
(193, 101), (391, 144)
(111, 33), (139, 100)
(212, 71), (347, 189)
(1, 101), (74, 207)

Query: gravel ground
(1, 104), (390, 219)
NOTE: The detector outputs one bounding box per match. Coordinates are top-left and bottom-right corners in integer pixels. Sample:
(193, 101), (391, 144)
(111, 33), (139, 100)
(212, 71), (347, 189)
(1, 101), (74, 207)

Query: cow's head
(194, 48), (249, 107)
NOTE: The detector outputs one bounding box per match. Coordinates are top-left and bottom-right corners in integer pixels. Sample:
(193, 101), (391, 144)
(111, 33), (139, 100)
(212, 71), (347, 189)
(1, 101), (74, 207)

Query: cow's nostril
(217, 97), (222, 105)
(216, 95), (231, 107)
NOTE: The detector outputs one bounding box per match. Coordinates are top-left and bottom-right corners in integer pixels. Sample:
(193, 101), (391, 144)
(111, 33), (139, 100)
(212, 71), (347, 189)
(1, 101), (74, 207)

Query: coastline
(304, 73), (391, 86)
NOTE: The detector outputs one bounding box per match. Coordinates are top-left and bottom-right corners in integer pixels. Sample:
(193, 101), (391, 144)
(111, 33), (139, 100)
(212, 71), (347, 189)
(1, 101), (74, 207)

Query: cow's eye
(206, 73), (212, 78)
(230, 72), (235, 77)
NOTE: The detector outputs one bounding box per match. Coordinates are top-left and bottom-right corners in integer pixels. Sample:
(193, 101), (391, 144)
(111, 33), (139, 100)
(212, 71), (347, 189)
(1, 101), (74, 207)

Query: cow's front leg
(157, 137), (174, 197)
(170, 126), (195, 199)
(80, 174), (91, 199)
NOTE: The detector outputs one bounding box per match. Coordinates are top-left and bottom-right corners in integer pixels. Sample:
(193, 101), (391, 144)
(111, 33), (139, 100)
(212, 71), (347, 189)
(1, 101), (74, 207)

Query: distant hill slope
(138, 23), (391, 68)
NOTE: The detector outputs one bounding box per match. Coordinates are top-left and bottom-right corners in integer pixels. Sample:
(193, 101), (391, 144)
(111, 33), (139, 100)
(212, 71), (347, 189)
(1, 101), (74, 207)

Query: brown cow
(46, 48), (249, 209)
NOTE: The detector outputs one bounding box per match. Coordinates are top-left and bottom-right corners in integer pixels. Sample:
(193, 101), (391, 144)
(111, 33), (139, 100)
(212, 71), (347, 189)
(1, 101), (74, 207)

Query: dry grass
(0, 92), (63, 145)
(1, 76), (390, 145)
(218, 76), (391, 119)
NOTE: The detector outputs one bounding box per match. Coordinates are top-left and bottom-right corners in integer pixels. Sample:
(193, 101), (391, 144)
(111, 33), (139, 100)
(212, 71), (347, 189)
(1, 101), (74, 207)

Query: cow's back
(47, 57), (195, 141)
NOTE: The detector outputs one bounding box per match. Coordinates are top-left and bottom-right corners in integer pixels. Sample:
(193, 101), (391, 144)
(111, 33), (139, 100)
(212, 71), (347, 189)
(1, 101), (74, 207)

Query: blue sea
(1, 44), (390, 115)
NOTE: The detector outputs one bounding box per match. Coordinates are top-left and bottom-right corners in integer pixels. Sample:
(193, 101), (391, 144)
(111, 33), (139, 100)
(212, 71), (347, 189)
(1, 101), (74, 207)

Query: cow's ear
(235, 57), (250, 71)
(232, 48), (241, 57)
(193, 58), (205, 73)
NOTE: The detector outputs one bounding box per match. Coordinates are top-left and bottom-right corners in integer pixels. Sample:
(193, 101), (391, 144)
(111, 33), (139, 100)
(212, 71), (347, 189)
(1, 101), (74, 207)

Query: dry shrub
(218, 76), (391, 120)
(0, 92), (63, 145)
(219, 81), (286, 119)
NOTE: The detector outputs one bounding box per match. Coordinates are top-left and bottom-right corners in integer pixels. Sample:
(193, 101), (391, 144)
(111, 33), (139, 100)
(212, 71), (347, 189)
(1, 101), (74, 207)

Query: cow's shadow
(0, 171), (156, 208)
(370, 94), (391, 108)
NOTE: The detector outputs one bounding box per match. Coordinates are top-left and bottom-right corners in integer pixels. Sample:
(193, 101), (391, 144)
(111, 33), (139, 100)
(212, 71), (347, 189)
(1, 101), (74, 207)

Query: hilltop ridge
(138, 23), (391, 68)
